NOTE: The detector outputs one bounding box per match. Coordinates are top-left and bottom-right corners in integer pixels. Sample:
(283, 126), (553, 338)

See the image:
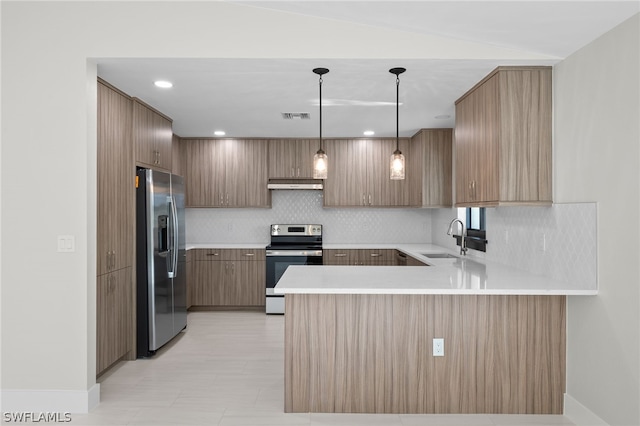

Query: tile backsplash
(432, 203), (597, 290)
(186, 190), (432, 245)
(187, 192), (596, 289)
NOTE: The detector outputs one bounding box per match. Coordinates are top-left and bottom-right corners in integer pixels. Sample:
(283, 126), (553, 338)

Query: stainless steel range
(265, 224), (323, 314)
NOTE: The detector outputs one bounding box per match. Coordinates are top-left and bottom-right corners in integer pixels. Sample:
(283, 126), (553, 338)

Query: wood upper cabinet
(97, 267), (132, 376)
(409, 129), (453, 207)
(133, 99), (173, 171)
(190, 249), (265, 307)
(323, 138), (411, 207)
(182, 139), (270, 208)
(97, 80), (134, 275)
(172, 134), (182, 176)
(454, 66), (552, 206)
(268, 139), (317, 179)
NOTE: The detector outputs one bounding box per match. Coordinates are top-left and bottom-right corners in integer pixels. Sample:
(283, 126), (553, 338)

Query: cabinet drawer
(228, 249), (266, 261)
(192, 248), (265, 261)
(192, 249), (233, 261)
(356, 249), (396, 265)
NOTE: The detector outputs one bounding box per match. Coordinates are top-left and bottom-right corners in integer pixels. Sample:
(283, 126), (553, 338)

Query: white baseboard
(564, 393), (609, 426)
(1, 384), (100, 414)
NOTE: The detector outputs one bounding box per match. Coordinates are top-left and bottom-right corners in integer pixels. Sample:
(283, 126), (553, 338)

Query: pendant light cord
(319, 74), (323, 151)
(396, 75), (400, 152)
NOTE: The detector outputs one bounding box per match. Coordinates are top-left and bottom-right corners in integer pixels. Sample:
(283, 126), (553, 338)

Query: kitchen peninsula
(275, 244), (596, 415)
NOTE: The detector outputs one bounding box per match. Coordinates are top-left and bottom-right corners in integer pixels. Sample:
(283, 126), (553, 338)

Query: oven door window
(266, 255), (322, 289)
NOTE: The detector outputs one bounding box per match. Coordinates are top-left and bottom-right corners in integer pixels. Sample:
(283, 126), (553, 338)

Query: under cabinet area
(181, 139), (270, 208)
(323, 138), (411, 207)
(189, 249), (266, 308)
(133, 99), (173, 171)
(454, 66), (552, 207)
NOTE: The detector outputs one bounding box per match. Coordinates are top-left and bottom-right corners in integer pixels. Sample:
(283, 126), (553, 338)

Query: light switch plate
(433, 338), (444, 357)
(57, 235), (75, 253)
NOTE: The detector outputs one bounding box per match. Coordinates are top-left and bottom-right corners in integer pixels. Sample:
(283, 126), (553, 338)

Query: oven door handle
(266, 250), (323, 257)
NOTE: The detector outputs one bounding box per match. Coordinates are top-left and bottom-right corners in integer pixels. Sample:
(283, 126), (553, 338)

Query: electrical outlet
(433, 338), (444, 357)
(539, 233), (546, 253)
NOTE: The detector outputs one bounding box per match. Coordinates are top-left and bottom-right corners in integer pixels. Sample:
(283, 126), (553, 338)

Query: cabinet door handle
(472, 180), (476, 200)
(362, 194), (366, 206)
(226, 193), (229, 205)
(206, 253), (220, 256)
(291, 168), (295, 178)
(334, 253), (347, 257)
(297, 167), (300, 177)
(368, 194), (372, 205)
(243, 253), (255, 257)
(370, 253), (382, 257)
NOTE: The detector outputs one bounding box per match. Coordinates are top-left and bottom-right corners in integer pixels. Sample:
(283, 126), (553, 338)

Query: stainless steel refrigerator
(136, 169), (187, 357)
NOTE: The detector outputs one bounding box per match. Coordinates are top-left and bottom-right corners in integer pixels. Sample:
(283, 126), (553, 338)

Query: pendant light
(313, 68), (329, 179)
(389, 67), (406, 180)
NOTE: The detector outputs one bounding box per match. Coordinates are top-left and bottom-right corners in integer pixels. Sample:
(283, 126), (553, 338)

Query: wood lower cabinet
(454, 66), (552, 207)
(409, 129), (453, 207)
(268, 139), (318, 179)
(323, 138), (411, 207)
(97, 267), (132, 376)
(324, 249), (397, 266)
(182, 139), (270, 208)
(133, 99), (173, 171)
(189, 249), (265, 307)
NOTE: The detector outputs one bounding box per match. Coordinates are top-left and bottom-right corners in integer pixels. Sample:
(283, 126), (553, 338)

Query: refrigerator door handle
(168, 195), (179, 279)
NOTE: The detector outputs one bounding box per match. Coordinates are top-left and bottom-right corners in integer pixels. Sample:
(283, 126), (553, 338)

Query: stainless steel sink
(421, 253), (458, 259)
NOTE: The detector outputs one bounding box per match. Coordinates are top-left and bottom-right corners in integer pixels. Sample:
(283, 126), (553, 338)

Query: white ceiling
(97, 1), (639, 138)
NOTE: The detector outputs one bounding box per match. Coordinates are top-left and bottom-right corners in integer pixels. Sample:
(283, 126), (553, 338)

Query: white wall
(554, 14), (640, 426)
(0, 2), (555, 412)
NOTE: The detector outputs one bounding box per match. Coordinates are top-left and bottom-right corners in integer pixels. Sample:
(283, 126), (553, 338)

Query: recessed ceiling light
(435, 115), (451, 119)
(154, 80), (173, 89)
(214, 130), (226, 136)
(363, 130), (375, 136)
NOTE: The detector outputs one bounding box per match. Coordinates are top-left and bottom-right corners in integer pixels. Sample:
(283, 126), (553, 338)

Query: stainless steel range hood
(267, 182), (323, 190)
(267, 179), (323, 190)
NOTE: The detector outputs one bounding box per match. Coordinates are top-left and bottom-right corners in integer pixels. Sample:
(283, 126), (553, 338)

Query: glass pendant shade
(390, 149), (405, 180)
(313, 149), (328, 179)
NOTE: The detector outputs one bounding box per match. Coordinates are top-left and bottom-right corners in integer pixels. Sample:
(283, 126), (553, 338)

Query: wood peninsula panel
(285, 294), (565, 414)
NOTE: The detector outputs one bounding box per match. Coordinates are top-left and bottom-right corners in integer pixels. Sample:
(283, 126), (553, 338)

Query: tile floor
(71, 311), (575, 426)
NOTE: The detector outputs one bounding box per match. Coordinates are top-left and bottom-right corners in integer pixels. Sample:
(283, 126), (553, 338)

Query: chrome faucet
(447, 218), (468, 256)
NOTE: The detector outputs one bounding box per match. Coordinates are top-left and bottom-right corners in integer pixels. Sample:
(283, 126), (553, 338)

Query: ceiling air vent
(281, 112), (311, 120)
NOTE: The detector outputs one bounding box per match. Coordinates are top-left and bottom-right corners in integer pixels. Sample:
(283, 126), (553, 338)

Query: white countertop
(274, 244), (597, 296)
